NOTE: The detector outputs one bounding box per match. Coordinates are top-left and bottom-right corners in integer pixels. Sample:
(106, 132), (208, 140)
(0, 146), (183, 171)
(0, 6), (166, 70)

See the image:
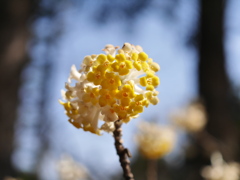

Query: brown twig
(147, 159), (158, 180)
(113, 120), (135, 180)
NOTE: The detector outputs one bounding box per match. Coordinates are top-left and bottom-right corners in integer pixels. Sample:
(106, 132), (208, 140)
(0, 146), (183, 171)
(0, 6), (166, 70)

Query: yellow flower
(145, 91), (159, 105)
(111, 54), (133, 75)
(171, 101), (207, 133)
(136, 122), (176, 159)
(101, 72), (121, 90)
(116, 84), (135, 106)
(147, 58), (160, 72)
(129, 94), (149, 116)
(59, 100), (81, 129)
(132, 52), (150, 72)
(113, 104), (131, 123)
(99, 89), (117, 107)
(96, 54), (107, 64)
(139, 72), (160, 91)
(60, 101), (78, 118)
(96, 54), (113, 72)
(60, 43), (160, 134)
(87, 65), (105, 85)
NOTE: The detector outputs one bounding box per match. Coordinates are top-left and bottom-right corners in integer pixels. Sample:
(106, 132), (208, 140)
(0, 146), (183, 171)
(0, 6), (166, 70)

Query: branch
(113, 120), (134, 180)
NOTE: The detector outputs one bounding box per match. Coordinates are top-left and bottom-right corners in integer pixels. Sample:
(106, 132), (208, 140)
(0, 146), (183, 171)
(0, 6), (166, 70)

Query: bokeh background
(0, 0), (240, 179)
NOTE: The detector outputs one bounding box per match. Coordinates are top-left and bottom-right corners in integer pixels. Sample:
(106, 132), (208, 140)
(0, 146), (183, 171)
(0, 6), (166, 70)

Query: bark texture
(113, 120), (135, 180)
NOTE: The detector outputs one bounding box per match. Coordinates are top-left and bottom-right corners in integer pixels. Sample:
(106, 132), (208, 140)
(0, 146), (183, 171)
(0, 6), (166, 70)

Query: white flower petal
(70, 65), (81, 81)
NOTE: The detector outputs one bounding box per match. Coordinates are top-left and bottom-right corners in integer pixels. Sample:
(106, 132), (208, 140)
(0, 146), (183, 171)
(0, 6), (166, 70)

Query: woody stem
(147, 159), (158, 180)
(113, 120), (135, 180)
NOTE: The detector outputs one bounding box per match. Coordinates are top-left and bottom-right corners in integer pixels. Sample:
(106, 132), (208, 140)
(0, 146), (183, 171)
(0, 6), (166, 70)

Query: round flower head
(136, 122), (176, 159)
(201, 152), (240, 180)
(57, 154), (89, 180)
(171, 101), (207, 133)
(60, 43), (160, 135)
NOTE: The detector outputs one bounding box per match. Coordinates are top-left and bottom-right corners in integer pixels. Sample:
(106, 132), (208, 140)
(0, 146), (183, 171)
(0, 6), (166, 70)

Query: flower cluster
(171, 101), (207, 133)
(201, 152), (240, 180)
(60, 43), (160, 134)
(57, 154), (89, 180)
(136, 122), (176, 159)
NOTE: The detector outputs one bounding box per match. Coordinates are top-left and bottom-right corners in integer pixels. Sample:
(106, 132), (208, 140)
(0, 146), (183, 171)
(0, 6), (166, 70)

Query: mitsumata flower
(171, 101), (207, 133)
(136, 122), (176, 159)
(201, 152), (240, 180)
(60, 43), (160, 134)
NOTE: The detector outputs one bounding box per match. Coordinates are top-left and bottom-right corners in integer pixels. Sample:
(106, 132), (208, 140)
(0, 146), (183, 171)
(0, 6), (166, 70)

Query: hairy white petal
(101, 106), (118, 122)
(100, 122), (115, 133)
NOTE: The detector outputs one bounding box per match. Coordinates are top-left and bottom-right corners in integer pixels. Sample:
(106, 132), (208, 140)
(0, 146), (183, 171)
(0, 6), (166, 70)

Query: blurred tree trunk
(179, 1), (240, 180)
(0, 0), (37, 178)
(198, 0), (238, 160)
